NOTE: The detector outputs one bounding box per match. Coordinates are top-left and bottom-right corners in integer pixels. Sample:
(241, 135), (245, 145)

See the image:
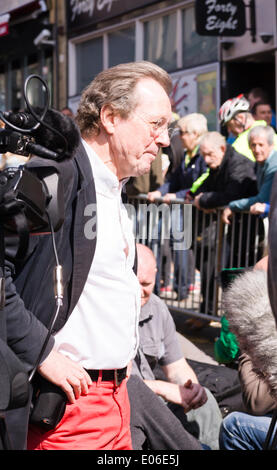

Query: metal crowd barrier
(126, 194), (267, 321)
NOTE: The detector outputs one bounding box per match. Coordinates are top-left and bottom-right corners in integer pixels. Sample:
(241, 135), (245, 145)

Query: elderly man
(147, 113), (208, 204)
(6, 61), (176, 450)
(129, 244), (222, 450)
(192, 132), (257, 318)
(193, 132), (257, 211)
(222, 126), (277, 224)
(147, 113), (208, 300)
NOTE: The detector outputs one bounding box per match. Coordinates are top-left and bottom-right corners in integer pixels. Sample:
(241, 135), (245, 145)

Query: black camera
(0, 74), (80, 237)
(0, 166), (64, 235)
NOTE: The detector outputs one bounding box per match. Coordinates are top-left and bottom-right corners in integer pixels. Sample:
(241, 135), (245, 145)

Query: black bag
(187, 359), (246, 417)
(30, 375), (67, 431)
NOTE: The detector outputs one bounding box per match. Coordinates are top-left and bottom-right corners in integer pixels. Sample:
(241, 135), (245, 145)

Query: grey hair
(199, 131), (226, 149)
(177, 113), (208, 140)
(76, 61), (172, 138)
(248, 125), (276, 146)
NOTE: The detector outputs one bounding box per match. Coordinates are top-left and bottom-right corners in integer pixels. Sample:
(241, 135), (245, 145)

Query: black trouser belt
(86, 367), (127, 386)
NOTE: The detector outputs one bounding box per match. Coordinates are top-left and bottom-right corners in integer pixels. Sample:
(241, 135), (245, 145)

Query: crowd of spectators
(125, 90), (277, 324)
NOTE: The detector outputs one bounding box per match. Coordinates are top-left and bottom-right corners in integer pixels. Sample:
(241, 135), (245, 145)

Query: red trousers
(27, 377), (132, 450)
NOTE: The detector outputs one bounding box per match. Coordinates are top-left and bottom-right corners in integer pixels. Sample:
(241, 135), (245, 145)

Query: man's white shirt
(54, 139), (140, 369)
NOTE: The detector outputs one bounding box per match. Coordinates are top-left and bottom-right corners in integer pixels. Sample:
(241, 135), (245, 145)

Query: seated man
(130, 243), (223, 450)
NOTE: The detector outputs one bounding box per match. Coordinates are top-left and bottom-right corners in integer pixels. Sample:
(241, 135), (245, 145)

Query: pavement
(160, 267), (223, 364)
(171, 309), (222, 364)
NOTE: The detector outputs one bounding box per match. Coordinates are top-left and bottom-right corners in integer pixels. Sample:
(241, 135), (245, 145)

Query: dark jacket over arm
(198, 145), (257, 209)
(159, 152), (208, 199)
(4, 261), (54, 371)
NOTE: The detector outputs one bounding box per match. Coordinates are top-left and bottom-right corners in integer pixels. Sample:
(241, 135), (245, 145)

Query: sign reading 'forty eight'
(195, 0), (246, 36)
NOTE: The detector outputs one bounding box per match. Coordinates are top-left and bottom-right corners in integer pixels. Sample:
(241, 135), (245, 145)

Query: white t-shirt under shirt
(54, 140), (141, 369)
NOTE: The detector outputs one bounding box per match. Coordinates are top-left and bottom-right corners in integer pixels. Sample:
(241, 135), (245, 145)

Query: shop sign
(67, 0), (161, 32)
(0, 14), (10, 37)
(195, 0), (246, 36)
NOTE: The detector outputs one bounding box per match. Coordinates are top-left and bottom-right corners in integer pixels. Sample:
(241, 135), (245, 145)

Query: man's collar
(139, 294), (155, 324)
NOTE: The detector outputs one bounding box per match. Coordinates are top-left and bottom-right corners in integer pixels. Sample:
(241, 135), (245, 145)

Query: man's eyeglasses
(134, 112), (175, 139)
(179, 129), (190, 136)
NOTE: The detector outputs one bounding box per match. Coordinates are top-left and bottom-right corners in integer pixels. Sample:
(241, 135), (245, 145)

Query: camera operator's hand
(37, 349), (92, 403)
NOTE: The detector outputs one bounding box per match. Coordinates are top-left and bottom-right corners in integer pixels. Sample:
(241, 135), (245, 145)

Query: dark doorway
(221, 52), (275, 111)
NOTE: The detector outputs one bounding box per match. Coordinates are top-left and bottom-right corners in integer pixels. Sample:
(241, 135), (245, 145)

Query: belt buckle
(114, 369), (120, 387)
(114, 368), (126, 386)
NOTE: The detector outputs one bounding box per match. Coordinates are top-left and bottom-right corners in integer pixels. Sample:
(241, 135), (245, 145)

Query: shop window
(0, 72), (5, 112)
(42, 56), (53, 102)
(76, 37), (103, 94)
(26, 59), (45, 109)
(182, 7), (217, 68)
(108, 27), (135, 67)
(143, 12), (177, 72)
(11, 61), (22, 112)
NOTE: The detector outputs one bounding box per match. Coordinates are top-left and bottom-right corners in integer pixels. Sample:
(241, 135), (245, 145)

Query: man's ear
(100, 104), (117, 134)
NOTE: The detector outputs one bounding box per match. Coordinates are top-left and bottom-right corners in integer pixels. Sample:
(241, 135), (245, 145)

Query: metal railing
(126, 194), (267, 321)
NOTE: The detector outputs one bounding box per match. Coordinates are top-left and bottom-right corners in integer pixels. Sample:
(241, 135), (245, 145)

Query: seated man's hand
(37, 349), (92, 404)
(181, 379), (207, 411)
(147, 379), (207, 413)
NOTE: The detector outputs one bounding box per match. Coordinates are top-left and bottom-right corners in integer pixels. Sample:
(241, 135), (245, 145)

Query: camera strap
(0, 225), (5, 310)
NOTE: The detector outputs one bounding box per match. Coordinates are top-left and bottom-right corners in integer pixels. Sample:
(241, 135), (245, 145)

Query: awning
(0, 0), (39, 17)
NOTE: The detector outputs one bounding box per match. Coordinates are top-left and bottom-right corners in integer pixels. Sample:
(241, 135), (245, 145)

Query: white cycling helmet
(219, 94), (250, 125)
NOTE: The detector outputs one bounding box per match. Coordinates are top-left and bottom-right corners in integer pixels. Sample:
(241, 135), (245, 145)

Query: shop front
(66, 0), (220, 128)
(0, 0), (54, 112)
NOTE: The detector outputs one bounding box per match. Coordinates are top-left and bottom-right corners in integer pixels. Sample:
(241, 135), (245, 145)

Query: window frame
(68, 1), (219, 110)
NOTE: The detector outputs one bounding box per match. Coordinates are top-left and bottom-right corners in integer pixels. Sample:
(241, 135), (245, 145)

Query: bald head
(136, 244), (157, 306)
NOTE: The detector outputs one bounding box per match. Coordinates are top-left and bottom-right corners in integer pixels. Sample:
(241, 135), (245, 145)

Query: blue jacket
(158, 150), (208, 199)
(229, 149), (277, 211)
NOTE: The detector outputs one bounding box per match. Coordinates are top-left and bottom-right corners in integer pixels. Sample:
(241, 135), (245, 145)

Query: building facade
(66, 0), (220, 129)
(0, 1), (276, 128)
(0, 1), (56, 111)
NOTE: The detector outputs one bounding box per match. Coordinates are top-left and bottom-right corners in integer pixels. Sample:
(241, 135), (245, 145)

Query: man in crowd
(147, 113), (208, 301)
(222, 125), (277, 224)
(192, 131), (257, 317)
(247, 86), (276, 128)
(219, 94), (277, 161)
(129, 243), (222, 450)
(252, 101), (273, 127)
(6, 61), (180, 450)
